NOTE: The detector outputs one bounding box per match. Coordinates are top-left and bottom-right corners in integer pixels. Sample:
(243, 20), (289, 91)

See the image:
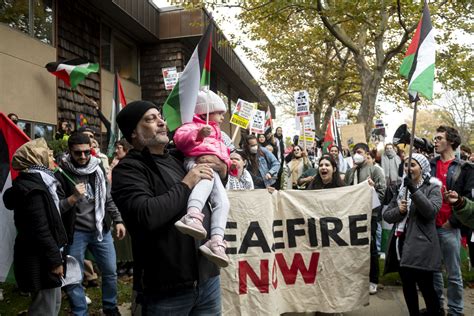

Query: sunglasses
(72, 150), (91, 156)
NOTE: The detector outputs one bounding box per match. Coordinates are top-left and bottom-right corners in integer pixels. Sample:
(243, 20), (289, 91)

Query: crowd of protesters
(3, 95), (474, 316)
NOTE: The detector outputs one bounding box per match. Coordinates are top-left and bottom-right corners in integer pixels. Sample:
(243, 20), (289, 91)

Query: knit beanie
(410, 153), (431, 178)
(194, 90), (227, 115)
(116, 100), (159, 143)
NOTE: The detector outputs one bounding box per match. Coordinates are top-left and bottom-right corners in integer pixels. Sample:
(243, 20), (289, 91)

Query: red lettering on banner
(238, 252), (320, 295)
(275, 252), (320, 285)
(239, 260), (269, 294)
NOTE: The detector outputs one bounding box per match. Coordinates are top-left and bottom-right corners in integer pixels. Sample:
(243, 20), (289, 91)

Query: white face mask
(353, 153), (365, 165)
(249, 146), (258, 154)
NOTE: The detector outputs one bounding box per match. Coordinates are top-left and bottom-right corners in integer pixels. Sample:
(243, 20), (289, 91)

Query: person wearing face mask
(226, 150), (254, 190)
(285, 145), (312, 190)
(382, 143), (402, 186)
(345, 142), (386, 295)
(244, 135), (280, 189)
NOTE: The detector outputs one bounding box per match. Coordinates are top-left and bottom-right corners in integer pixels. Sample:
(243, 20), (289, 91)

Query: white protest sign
(250, 110), (265, 134)
(294, 90), (310, 117)
(303, 114), (315, 132)
(230, 99), (256, 129)
(162, 67), (179, 90)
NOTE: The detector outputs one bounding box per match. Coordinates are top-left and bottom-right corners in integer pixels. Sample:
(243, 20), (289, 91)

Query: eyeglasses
(433, 136), (444, 142)
(72, 150), (91, 156)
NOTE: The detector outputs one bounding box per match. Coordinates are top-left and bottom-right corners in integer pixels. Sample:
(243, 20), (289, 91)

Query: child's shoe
(199, 239), (229, 268)
(174, 212), (207, 240)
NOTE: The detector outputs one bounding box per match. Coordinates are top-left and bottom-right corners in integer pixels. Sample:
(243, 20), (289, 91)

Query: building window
(100, 24), (139, 83)
(17, 120), (54, 141)
(0, 0), (54, 45)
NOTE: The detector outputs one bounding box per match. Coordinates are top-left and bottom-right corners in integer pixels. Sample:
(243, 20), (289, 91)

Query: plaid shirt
(226, 169), (254, 190)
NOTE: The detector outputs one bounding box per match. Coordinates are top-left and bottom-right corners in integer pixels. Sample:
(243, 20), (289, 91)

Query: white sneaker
(369, 282), (378, 295)
(85, 295), (92, 305)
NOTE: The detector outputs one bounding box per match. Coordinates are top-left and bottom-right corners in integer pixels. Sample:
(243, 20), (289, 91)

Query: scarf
(288, 157), (306, 187)
(61, 154), (107, 241)
(382, 153), (401, 183)
(27, 165), (61, 215)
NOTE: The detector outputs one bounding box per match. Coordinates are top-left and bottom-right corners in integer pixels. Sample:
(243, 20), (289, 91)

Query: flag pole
(301, 116), (307, 152)
(75, 87), (99, 108)
(231, 126), (240, 143)
(405, 97), (419, 199)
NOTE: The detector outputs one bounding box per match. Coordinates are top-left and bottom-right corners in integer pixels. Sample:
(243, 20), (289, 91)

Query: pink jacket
(174, 115), (237, 176)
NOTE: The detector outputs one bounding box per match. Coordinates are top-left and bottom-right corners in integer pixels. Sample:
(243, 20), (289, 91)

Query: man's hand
(195, 155), (228, 179)
(442, 221), (452, 229)
(398, 200), (408, 214)
(444, 190), (459, 205)
(74, 183), (86, 198)
(265, 173), (272, 180)
(198, 126), (212, 139)
(51, 264), (64, 277)
(182, 164), (214, 189)
(367, 177), (375, 187)
(267, 187), (276, 193)
(115, 223), (126, 240)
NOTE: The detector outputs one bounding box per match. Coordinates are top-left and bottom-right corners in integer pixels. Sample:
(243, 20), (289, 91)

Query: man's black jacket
(111, 147), (219, 296)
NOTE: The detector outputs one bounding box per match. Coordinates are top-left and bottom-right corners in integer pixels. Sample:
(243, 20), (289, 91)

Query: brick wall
(56, 0), (101, 134)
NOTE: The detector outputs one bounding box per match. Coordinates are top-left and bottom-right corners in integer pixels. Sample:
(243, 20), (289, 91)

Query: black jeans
(399, 267), (440, 316)
(370, 216), (379, 284)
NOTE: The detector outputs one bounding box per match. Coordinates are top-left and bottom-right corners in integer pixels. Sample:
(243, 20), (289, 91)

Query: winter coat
(453, 198), (474, 229)
(111, 148), (219, 295)
(173, 115), (237, 176)
(3, 173), (67, 292)
(383, 177), (442, 274)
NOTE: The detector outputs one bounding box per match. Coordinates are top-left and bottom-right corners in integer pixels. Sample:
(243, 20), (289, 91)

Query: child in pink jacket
(173, 90), (236, 267)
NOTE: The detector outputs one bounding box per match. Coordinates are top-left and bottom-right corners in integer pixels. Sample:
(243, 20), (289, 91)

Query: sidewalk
(118, 286), (474, 315)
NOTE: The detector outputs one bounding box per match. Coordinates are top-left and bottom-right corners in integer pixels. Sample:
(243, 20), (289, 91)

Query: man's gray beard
(136, 133), (168, 147)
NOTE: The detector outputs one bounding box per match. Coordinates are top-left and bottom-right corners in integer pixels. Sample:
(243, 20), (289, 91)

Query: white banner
(222, 183), (372, 315)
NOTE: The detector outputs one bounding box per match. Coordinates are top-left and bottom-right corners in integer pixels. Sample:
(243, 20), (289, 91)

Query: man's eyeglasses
(72, 150), (91, 156)
(433, 136), (444, 142)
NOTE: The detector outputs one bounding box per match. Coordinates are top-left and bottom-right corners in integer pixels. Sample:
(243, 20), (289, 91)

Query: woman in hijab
(383, 153), (443, 316)
(306, 154), (345, 190)
(3, 138), (70, 315)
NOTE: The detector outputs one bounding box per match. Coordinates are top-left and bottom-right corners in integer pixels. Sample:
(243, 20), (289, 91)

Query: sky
(153, 1), (460, 143)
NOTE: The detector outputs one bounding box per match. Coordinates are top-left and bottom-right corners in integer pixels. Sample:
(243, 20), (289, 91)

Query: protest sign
(222, 183), (372, 315)
(299, 131), (316, 148)
(230, 99), (256, 129)
(250, 109), (265, 134)
(294, 90), (310, 117)
(303, 114), (315, 132)
(162, 67), (179, 90)
(340, 124), (367, 148)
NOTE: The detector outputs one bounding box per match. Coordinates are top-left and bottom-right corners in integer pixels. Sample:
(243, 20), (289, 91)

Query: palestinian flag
(76, 113), (88, 130)
(399, 1), (435, 102)
(163, 23), (214, 132)
(107, 72), (127, 157)
(0, 112), (29, 282)
(46, 58), (99, 89)
(322, 114), (340, 153)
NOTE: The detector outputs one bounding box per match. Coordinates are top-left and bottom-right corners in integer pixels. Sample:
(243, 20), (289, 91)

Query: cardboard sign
(250, 110), (265, 134)
(230, 99), (256, 129)
(294, 90), (310, 117)
(299, 131), (316, 148)
(162, 67), (179, 90)
(340, 124), (366, 148)
(222, 184), (372, 315)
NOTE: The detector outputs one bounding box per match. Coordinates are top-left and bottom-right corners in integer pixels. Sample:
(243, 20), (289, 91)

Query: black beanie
(116, 100), (159, 143)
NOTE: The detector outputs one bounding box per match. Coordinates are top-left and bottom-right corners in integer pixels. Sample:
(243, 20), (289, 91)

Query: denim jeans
(65, 230), (118, 316)
(142, 276), (221, 316)
(433, 227), (463, 315)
